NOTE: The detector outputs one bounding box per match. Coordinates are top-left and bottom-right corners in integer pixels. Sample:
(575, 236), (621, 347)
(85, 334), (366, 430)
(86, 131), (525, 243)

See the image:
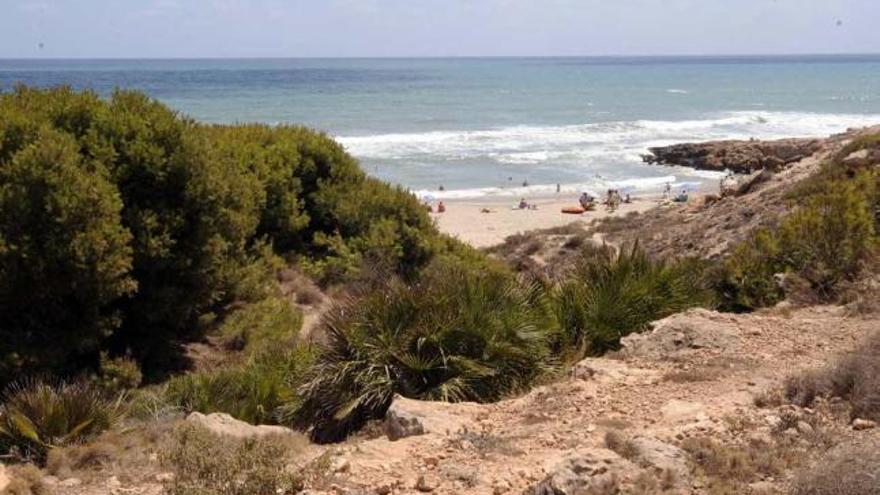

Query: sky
(1, 0), (878, 58)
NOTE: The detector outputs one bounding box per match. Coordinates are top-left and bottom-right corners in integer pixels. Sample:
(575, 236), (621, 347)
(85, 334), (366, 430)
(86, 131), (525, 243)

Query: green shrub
(0, 86), (453, 382)
(0, 380), (124, 463)
(0, 128), (135, 382)
(719, 172), (877, 310)
(779, 180), (875, 298)
(165, 346), (314, 425)
(162, 422), (305, 495)
(716, 229), (784, 311)
(218, 296), (304, 355)
(553, 244), (714, 357)
(92, 353), (143, 395)
(287, 258), (554, 442)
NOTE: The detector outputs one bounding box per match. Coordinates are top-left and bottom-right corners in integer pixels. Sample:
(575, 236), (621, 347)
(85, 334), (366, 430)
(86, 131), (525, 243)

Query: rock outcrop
(642, 137), (822, 173)
(383, 395), (478, 440)
(186, 412), (297, 439)
(620, 309), (742, 360)
(530, 451), (629, 495)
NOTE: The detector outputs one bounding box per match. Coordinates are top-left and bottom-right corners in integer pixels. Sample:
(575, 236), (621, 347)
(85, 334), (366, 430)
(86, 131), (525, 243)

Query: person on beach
(437, 201), (446, 213)
(522, 180), (529, 187)
(664, 182), (672, 199)
(579, 192), (594, 210)
(518, 198), (529, 209)
(556, 183), (561, 193)
(624, 193), (632, 204)
(439, 184), (445, 191)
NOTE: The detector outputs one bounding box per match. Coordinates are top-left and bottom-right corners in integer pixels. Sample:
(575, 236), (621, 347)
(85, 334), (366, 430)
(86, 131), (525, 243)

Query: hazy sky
(1, 0), (877, 58)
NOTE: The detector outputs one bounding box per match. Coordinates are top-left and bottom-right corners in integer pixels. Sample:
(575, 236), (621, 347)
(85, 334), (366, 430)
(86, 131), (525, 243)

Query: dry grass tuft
(3, 464), (51, 495)
(790, 438), (880, 495)
(604, 430), (639, 460)
(161, 422), (306, 495)
(784, 331), (880, 421)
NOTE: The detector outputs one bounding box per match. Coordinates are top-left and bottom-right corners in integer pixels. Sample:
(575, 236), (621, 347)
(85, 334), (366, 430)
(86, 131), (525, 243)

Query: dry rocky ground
(16, 304), (876, 495)
(3, 127), (879, 495)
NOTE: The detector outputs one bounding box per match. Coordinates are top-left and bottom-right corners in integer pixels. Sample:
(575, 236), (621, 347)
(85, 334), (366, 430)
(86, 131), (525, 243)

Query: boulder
(620, 309), (741, 360)
(386, 401), (427, 441)
(630, 436), (690, 482)
(186, 412), (296, 439)
(383, 395), (478, 440)
(530, 452), (623, 495)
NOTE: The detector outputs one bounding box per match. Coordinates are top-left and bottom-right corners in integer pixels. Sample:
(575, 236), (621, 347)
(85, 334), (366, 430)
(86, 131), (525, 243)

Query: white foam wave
(339, 111), (880, 163)
(342, 111), (880, 199)
(666, 89), (689, 94)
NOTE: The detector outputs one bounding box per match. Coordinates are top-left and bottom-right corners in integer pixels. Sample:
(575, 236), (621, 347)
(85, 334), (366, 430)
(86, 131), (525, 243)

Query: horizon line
(2, 52), (880, 61)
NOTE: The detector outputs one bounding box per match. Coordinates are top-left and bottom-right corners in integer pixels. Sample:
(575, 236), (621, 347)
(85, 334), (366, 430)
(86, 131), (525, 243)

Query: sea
(2, 56), (880, 199)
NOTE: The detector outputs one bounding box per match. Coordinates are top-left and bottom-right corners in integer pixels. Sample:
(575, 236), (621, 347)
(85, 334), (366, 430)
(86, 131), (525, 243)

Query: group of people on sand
(602, 189), (630, 212)
(662, 182), (689, 203)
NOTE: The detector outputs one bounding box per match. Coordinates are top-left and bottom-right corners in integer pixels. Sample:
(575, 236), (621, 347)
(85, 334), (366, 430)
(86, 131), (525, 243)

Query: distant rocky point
(642, 137), (823, 173)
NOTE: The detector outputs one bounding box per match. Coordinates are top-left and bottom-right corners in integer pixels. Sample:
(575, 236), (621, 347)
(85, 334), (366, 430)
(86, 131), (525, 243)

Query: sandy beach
(432, 193), (663, 248)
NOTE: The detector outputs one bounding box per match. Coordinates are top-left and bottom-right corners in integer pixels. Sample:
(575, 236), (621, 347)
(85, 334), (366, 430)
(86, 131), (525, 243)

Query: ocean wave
(337, 111), (880, 164)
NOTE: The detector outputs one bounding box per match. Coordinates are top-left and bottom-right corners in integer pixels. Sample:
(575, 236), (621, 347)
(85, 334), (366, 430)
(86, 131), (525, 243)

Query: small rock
(60, 477), (83, 487)
(853, 418), (877, 431)
(375, 485), (392, 495)
(155, 472), (176, 483)
(416, 474), (435, 492)
(796, 421), (814, 435)
(331, 457), (351, 473)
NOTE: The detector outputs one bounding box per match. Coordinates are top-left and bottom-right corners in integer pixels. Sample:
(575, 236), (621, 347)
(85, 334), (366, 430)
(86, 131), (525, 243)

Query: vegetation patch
(161, 422), (305, 495)
(287, 258), (555, 442)
(553, 243), (715, 358)
(0, 380), (124, 463)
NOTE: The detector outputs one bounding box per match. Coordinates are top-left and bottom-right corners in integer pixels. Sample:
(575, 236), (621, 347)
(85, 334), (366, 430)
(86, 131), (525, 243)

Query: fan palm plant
(0, 380), (125, 462)
(285, 260), (554, 442)
(553, 243), (714, 357)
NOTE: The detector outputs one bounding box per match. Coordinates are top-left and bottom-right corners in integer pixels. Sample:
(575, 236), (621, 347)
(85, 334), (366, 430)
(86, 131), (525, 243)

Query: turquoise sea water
(2, 56), (880, 197)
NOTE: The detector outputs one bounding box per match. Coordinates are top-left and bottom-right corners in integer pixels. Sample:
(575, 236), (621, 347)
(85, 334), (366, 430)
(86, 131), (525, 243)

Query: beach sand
(432, 194), (664, 248)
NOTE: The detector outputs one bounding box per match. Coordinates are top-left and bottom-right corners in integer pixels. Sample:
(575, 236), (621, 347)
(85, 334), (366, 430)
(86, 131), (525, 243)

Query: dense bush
(0, 128), (135, 380)
(0, 380), (124, 463)
(719, 169), (878, 311)
(553, 243), (715, 357)
(287, 258), (555, 442)
(0, 86), (446, 382)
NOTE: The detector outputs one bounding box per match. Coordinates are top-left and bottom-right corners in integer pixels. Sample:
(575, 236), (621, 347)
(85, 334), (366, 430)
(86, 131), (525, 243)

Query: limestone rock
(529, 452), (623, 495)
(621, 309), (741, 360)
(383, 395), (478, 440)
(386, 401), (426, 441)
(642, 137), (822, 173)
(852, 418), (877, 431)
(630, 437), (690, 482)
(186, 412), (296, 439)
